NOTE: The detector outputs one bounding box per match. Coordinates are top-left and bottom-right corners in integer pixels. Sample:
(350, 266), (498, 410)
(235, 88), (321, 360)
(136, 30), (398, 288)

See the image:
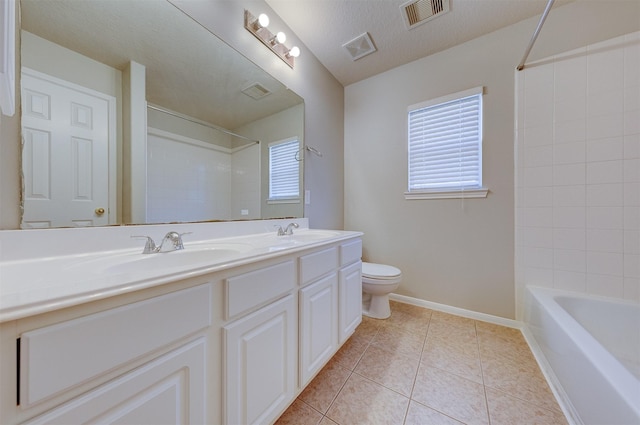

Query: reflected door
(21, 69), (114, 228)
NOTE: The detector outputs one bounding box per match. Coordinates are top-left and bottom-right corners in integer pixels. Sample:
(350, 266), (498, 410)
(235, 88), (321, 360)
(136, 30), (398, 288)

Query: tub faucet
(132, 231), (190, 254)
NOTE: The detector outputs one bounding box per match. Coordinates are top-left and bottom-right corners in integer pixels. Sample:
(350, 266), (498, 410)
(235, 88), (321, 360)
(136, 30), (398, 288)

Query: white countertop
(0, 219), (362, 323)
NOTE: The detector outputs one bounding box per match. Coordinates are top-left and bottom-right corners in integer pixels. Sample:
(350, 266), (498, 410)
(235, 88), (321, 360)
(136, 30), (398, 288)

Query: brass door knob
(95, 207), (105, 215)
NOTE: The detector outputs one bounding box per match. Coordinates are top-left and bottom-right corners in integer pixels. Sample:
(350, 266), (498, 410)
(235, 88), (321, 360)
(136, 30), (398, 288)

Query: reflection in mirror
(19, 0), (304, 229)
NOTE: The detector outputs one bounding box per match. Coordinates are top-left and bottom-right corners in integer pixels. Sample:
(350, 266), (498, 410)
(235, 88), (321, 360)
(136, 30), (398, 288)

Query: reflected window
(268, 138), (300, 201)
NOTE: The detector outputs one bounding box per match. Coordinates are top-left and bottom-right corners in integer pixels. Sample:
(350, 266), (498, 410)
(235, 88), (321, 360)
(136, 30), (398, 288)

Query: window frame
(267, 137), (301, 204)
(404, 86), (488, 200)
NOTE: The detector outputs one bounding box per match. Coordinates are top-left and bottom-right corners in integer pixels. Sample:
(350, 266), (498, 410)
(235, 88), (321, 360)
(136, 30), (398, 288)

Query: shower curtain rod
(147, 104), (260, 144)
(516, 0), (555, 71)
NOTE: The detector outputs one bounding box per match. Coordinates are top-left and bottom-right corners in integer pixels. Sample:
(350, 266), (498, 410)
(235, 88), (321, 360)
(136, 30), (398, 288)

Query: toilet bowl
(361, 262), (402, 319)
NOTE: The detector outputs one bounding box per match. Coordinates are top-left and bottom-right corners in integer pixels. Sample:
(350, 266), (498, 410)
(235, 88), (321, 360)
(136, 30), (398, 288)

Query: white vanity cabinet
(223, 261), (297, 425)
(9, 284), (212, 425)
(299, 248), (339, 386)
(0, 230), (363, 425)
(339, 239), (363, 343)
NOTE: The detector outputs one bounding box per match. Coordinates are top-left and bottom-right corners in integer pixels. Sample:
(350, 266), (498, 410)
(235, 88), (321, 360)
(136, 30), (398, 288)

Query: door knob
(95, 207), (105, 215)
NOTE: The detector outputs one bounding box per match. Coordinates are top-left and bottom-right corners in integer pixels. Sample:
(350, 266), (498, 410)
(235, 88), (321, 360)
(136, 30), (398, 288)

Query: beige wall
(344, 0), (640, 318)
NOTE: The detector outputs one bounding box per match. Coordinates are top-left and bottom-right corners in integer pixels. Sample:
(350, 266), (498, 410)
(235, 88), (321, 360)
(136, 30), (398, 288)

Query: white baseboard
(388, 293), (522, 329)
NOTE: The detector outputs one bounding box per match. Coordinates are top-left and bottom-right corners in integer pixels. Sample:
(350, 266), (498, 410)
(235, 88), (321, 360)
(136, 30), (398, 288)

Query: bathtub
(524, 286), (640, 425)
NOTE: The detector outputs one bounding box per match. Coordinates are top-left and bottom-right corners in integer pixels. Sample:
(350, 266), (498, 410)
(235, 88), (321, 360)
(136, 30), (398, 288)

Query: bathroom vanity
(0, 220), (362, 424)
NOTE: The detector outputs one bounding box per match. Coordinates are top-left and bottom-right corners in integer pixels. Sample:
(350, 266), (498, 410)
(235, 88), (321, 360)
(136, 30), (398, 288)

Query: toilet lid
(362, 262), (401, 279)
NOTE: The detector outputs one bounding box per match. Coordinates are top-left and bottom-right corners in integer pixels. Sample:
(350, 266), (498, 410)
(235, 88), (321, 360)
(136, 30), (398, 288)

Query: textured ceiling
(265, 0), (572, 86)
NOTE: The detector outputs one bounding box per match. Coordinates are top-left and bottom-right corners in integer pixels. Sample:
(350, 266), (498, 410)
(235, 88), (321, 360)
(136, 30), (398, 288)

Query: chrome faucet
(284, 222), (299, 235)
(132, 231), (190, 254)
(275, 222), (299, 236)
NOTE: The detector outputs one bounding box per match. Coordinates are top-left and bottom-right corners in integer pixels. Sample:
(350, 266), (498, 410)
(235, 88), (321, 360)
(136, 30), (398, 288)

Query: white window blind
(269, 138), (300, 200)
(407, 87), (484, 197)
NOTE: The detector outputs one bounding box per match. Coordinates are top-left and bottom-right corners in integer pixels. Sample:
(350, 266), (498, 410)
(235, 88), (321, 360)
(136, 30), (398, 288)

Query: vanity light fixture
(244, 9), (300, 68)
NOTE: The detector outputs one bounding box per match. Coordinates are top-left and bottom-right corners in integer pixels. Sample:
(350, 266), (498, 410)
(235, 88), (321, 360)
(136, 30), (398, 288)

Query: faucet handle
(274, 225), (286, 236)
(131, 235), (157, 254)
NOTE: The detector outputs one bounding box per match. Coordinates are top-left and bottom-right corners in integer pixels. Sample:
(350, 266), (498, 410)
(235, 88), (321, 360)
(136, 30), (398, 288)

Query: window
(405, 86), (487, 199)
(268, 138), (300, 202)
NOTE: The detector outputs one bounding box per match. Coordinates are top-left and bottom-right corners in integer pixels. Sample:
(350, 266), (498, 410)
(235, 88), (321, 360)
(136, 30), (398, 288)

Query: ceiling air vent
(401, 0), (450, 30)
(342, 32), (377, 61)
(241, 83), (271, 100)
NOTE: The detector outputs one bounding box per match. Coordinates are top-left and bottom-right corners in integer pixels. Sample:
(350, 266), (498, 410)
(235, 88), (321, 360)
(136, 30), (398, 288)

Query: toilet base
(362, 293), (391, 319)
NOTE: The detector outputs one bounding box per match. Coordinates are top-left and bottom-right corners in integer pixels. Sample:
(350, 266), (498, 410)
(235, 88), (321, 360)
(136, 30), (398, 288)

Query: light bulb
(254, 13), (269, 30)
(271, 31), (286, 45)
(287, 46), (300, 58)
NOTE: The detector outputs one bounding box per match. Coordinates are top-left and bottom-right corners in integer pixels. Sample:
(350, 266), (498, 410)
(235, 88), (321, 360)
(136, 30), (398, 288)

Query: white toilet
(361, 262), (402, 319)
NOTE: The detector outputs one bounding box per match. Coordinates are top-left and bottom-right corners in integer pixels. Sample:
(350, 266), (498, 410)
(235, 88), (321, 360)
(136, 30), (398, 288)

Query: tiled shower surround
(516, 31), (640, 312)
(146, 132), (260, 223)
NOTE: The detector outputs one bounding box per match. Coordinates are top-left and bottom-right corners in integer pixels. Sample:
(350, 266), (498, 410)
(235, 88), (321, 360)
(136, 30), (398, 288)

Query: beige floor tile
(404, 400), (464, 425)
(421, 338), (483, 384)
(477, 327), (537, 365)
(370, 325), (426, 359)
(390, 301), (433, 319)
(299, 359), (351, 414)
(481, 355), (562, 413)
(485, 387), (569, 425)
(427, 320), (478, 344)
(354, 344), (420, 396)
(430, 311), (477, 331)
(319, 417), (339, 425)
(274, 399), (323, 425)
(326, 373), (410, 425)
(411, 364), (489, 425)
(379, 309), (431, 337)
(351, 316), (382, 343)
(331, 335), (370, 371)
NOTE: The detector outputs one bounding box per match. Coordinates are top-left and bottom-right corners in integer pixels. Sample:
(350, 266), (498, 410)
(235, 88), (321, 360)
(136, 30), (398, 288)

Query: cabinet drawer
(20, 284), (211, 407)
(340, 239), (362, 266)
(226, 260), (295, 319)
(299, 247), (338, 285)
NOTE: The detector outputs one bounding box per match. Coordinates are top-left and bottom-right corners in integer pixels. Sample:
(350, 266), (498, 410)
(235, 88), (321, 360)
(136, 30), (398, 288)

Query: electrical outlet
(305, 190), (311, 205)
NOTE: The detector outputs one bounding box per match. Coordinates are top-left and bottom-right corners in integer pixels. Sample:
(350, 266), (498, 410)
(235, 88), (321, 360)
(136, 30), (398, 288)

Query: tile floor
(275, 301), (568, 425)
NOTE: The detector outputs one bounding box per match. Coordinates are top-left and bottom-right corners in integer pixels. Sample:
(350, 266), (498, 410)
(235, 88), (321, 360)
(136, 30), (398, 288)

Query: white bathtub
(524, 286), (640, 425)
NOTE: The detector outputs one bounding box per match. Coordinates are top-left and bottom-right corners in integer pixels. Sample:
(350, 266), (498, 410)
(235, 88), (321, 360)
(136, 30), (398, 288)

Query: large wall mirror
(19, 0), (304, 229)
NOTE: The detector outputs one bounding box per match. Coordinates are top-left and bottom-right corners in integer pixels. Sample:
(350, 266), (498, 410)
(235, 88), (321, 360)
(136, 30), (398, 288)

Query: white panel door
(339, 261), (363, 343)
(23, 338), (207, 425)
(21, 69), (114, 228)
(300, 273), (338, 386)
(224, 295), (296, 425)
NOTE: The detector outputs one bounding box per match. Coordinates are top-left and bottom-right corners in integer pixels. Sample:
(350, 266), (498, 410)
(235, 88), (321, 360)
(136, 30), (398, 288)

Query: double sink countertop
(0, 221), (362, 323)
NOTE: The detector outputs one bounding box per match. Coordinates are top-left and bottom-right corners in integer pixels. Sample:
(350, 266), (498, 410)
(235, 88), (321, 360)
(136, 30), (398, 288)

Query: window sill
(404, 187), (489, 200)
(267, 198), (301, 205)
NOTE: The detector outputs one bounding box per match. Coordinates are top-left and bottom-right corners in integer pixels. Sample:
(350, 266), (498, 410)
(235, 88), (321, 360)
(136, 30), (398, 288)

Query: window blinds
(408, 89), (482, 191)
(269, 139), (300, 199)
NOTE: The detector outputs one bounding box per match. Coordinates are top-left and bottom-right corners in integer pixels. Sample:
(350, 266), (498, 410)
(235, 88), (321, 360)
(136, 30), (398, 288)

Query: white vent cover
(401, 0), (450, 30)
(342, 32), (377, 61)
(241, 83), (271, 100)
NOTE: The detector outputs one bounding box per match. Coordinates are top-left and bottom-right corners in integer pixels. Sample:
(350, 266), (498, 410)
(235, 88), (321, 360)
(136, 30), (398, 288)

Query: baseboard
(388, 293), (522, 329)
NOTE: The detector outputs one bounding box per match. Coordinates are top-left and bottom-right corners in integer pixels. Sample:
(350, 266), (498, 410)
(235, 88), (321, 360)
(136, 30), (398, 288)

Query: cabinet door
(23, 338), (206, 425)
(224, 294), (296, 425)
(339, 261), (362, 344)
(299, 273), (338, 386)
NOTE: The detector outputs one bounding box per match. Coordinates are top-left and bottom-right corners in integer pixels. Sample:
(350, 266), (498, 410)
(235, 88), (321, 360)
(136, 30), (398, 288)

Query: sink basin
(104, 247), (244, 274)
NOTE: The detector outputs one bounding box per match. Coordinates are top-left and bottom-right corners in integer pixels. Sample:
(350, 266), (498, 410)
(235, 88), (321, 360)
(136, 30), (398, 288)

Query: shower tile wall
(147, 134), (260, 223)
(515, 31), (640, 313)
